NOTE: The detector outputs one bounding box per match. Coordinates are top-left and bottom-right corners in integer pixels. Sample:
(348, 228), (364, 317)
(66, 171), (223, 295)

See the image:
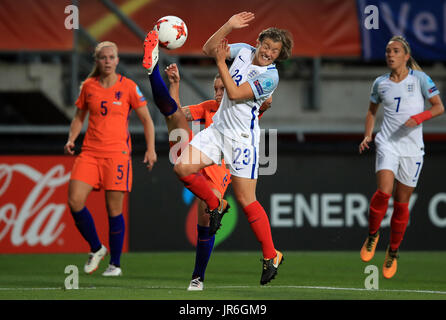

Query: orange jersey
(188, 100), (231, 195)
(188, 100), (219, 129)
(75, 75), (147, 157)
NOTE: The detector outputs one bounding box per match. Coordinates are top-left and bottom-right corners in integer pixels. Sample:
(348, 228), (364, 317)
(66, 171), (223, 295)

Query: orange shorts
(70, 152), (132, 192)
(201, 162), (231, 197)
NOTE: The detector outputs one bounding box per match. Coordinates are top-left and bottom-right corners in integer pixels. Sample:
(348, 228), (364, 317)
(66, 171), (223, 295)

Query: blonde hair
(88, 41), (119, 78)
(388, 36), (422, 71)
(80, 41), (119, 89)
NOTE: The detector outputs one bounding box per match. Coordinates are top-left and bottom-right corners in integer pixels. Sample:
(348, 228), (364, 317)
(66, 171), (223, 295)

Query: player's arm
(165, 63), (181, 107)
(405, 95), (444, 128)
(214, 40), (254, 101)
(164, 63), (195, 121)
(180, 107), (194, 121)
(134, 106), (157, 171)
(64, 108), (88, 155)
(428, 95), (445, 118)
(202, 12), (254, 58)
(359, 102), (379, 154)
(259, 96), (272, 118)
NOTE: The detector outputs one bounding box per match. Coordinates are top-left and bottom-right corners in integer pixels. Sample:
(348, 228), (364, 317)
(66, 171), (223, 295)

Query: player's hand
(213, 38), (229, 63)
(228, 12), (255, 29)
(404, 117), (418, 128)
(260, 96), (273, 113)
(359, 136), (372, 154)
(165, 63), (180, 84)
(64, 141), (75, 155)
(144, 149), (157, 171)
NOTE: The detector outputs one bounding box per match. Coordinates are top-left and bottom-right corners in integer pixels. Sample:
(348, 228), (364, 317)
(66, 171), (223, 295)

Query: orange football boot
(360, 231), (380, 262)
(383, 246), (399, 279)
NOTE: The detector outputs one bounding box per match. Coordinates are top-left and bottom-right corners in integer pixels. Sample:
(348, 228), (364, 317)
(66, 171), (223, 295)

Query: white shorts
(190, 126), (259, 179)
(375, 149), (423, 187)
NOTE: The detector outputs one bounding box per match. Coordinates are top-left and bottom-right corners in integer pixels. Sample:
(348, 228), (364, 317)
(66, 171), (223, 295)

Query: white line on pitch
(1, 285), (446, 295)
(216, 285), (446, 295)
(0, 287), (97, 291)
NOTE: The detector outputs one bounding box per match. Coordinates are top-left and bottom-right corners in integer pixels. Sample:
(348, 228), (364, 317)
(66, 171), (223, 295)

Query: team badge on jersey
(113, 90), (123, 105)
(407, 83), (414, 93)
(247, 69), (258, 80)
(262, 78), (274, 89)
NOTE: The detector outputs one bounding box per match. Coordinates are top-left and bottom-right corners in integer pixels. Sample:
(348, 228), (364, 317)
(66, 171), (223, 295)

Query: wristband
(410, 110), (432, 125)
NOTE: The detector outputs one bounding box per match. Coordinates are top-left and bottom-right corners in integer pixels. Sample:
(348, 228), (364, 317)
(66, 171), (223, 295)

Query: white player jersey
(370, 69), (439, 156)
(211, 43), (279, 146)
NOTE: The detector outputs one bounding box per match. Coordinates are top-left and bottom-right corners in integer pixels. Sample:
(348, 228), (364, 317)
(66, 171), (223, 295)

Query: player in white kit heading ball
(173, 12), (293, 285)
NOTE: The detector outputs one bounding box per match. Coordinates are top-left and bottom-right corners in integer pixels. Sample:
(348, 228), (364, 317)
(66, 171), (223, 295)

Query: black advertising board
(129, 145), (446, 251)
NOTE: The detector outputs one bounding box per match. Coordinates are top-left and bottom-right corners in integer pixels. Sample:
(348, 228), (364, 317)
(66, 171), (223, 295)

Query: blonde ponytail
(407, 56), (422, 71)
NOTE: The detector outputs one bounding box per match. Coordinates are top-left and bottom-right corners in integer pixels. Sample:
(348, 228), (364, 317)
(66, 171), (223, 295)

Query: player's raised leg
(142, 30), (190, 139)
(174, 144), (226, 215)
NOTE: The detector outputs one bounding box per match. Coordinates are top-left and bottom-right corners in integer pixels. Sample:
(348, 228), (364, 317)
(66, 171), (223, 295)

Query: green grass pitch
(1, 251), (445, 300)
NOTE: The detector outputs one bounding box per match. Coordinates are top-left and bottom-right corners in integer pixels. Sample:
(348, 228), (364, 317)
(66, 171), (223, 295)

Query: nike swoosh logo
(235, 167), (243, 170)
(238, 55), (245, 62)
(273, 253), (282, 268)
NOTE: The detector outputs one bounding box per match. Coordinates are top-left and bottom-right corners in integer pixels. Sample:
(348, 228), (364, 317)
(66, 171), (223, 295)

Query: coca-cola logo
(0, 163), (70, 247)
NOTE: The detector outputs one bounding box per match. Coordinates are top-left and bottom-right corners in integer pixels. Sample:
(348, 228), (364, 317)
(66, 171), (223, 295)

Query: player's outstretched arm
(135, 106), (157, 171)
(165, 63), (194, 121)
(202, 11), (254, 57)
(165, 63), (181, 107)
(64, 108), (87, 155)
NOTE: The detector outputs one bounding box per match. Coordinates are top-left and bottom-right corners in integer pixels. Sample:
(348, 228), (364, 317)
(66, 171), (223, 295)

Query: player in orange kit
(165, 64), (229, 291)
(65, 41), (157, 277)
(163, 63), (271, 290)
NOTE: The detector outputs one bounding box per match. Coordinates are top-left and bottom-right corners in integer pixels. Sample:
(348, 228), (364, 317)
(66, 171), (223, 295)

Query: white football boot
(84, 245), (107, 274)
(187, 277), (204, 291)
(102, 264), (123, 277)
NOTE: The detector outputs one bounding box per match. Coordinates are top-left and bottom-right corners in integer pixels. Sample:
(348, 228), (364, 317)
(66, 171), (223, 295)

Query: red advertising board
(0, 156), (129, 253)
(0, 0), (361, 57)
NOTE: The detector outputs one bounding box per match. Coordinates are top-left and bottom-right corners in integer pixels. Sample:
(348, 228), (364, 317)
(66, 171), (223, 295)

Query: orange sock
(243, 201), (276, 259)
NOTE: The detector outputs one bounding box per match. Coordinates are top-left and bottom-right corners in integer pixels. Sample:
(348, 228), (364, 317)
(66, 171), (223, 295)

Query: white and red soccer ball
(153, 16), (188, 50)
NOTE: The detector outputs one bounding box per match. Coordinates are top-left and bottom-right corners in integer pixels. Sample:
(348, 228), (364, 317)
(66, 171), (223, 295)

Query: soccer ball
(153, 16), (188, 50)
